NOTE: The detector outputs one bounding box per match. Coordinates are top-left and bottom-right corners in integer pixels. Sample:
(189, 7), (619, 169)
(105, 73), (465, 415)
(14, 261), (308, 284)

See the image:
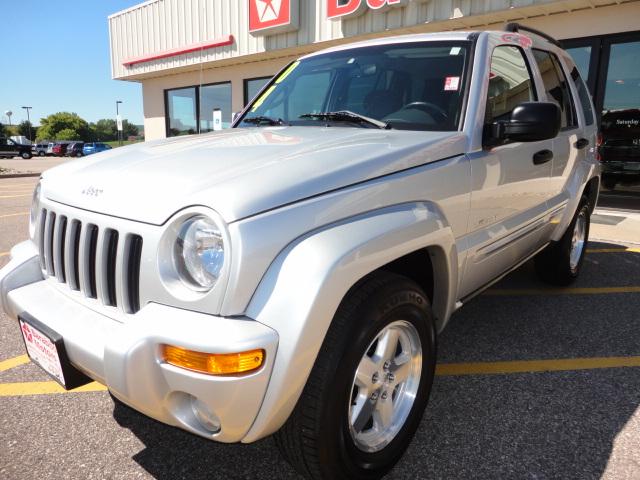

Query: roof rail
(504, 23), (562, 48)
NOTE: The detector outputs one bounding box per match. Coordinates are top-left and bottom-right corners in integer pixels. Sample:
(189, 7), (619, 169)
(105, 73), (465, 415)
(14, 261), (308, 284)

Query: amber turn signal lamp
(162, 345), (265, 375)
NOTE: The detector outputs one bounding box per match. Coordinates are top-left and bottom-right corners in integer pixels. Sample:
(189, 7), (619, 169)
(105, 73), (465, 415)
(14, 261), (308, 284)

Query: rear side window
(570, 67), (594, 125)
(485, 46), (536, 123)
(532, 50), (577, 129)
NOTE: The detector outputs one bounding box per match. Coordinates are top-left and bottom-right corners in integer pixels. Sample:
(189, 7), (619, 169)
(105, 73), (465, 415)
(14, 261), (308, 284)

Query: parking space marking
(486, 286), (640, 296)
(0, 194), (30, 199)
(0, 381), (107, 397)
(0, 354), (29, 372)
(1, 355), (640, 397)
(587, 247), (640, 253)
(436, 356), (640, 376)
(0, 252), (9, 258)
(0, 212), (29, 219)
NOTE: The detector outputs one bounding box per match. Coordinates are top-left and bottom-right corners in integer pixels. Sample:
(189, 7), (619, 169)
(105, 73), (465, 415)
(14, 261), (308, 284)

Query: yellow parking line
(0, 183), (37, 187)
(0, 194), (30, 199)
(0, 381), (107, 397)
(436, 356), (640, 376)
(486, 286), (640, 296)
(0, 252), (9, 258)
(1, 355), (639, 397)
(0, 354), (30, 372)
(0, 211), (29, 219)
(587, 248), (640, 253)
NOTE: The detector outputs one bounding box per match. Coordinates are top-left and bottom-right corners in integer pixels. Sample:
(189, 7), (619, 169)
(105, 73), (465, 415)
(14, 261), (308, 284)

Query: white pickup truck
(0, 25), (599, 479)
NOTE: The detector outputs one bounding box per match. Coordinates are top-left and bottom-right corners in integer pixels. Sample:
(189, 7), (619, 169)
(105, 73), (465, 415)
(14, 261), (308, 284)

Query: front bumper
(0, 242), (279, 443)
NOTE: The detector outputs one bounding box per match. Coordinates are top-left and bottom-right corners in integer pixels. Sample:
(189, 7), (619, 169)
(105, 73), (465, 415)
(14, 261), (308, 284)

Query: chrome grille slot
(85, 224), (99, 299)
(36, 207), (143, 315)
(54, 215), (67, 283)
(103, 229), (119, 307)
(44, 212), (56, 277)
(67, 220), (82, 291)
(38, 208), (47, 270)
(124, 234), (143, 314)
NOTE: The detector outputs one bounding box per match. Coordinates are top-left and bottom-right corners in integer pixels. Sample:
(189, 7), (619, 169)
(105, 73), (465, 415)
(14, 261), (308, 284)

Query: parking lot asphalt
(1, 176), (639, 479)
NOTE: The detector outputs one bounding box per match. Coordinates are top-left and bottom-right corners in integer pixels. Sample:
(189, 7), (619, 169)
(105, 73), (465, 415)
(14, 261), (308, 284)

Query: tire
(275, 272), (436, 480)
(21, 152), (31, 159)
(38, 151), (45, 157)
(535, 195), (591, 286)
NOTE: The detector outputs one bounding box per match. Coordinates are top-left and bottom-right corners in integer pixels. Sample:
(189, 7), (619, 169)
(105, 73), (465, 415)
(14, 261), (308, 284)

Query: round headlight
(29, 181), (41, 239)
(174, 216), (224, 291)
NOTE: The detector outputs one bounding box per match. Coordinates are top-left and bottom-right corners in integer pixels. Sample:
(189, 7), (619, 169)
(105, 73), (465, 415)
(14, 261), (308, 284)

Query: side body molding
(242, 202), (458, 442)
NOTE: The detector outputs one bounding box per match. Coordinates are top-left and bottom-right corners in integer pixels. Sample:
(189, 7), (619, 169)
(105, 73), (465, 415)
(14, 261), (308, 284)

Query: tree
(90, 118), (139, 141)
(18, 120), (36, 141)
(37, 112), (91, 142)
(55, 128), (82, 141)
(0, 122), (6, 138)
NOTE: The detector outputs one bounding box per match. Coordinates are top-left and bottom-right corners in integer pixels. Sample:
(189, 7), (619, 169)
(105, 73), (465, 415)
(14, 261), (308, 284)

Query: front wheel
(275, 272), (436, 480)
(38, 151), (45, 156)
(535, 196), (591, 286)
(21, 152), (31, 159)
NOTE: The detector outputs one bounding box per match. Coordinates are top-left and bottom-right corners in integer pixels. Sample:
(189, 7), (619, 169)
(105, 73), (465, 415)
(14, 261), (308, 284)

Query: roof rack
(504, 23), (562, 48)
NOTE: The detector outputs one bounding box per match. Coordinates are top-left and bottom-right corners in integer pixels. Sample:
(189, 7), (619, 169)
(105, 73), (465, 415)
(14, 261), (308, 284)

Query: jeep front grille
(37, 208), (143, 314)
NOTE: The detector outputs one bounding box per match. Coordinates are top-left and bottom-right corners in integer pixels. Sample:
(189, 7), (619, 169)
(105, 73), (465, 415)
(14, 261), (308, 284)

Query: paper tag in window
(444, 76), (460, 91)
(449, 47), (461, 55)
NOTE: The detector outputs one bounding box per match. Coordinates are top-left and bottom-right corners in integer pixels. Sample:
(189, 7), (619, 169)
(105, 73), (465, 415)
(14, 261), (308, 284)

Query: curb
(0, 173), (41, 179)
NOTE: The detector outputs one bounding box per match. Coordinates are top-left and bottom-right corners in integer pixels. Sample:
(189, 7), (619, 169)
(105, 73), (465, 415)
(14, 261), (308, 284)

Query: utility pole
(116, 100), (123, 147)
(22, 106), (32, 141)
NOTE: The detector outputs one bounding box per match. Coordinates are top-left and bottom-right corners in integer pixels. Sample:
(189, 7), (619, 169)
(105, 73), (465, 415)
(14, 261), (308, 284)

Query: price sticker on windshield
(444, 76), (460, 91)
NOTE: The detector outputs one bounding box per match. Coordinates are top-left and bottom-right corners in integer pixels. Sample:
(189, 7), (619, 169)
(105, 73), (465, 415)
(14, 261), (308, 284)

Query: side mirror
(232, 111), (241, 123)
(487, 101), (561, 145)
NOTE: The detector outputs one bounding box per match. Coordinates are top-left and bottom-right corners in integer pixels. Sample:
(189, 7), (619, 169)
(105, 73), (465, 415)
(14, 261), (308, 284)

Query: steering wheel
(401, 102), (448, 122)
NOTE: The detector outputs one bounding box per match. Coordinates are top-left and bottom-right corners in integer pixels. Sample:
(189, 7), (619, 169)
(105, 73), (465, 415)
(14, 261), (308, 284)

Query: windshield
(239, 41), (470, 131)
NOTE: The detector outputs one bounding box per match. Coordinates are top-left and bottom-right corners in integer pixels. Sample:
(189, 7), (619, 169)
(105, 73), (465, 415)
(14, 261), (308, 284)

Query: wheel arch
(242, 202), (458, 442)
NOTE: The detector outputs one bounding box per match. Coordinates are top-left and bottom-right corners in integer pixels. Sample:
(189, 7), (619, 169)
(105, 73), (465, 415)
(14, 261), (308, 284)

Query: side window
(532, 50), (577, 129)
(485, 46), (535, 124)
(570, 67), (595, 126)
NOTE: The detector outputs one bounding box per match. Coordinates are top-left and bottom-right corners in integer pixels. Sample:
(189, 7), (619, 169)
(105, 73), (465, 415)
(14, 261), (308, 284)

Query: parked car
(599, 108), (640, 189)
(66, 142), (85, 157)
(31, 143), (48, 157)
(0, 26), (600, 480)
(0, 137), (32, 159)
(51, 143), (69, 157)
(46, 142), (56, 156)
(82, 142), (112, 156)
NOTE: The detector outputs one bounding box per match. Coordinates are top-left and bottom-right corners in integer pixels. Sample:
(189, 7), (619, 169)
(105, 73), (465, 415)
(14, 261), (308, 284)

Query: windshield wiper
(242, 115), (287, 126)
(299, 110), (390, 129)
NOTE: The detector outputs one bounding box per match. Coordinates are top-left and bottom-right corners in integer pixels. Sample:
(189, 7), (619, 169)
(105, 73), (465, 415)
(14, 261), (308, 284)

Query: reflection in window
(532, 50), (577, 129)
(603, 40), (640, 111)
(485, 46), (535, 123)
(167, 87), (197, 136)
(200, 83), (232, 132)
(245, 77), (272, 106)
(565, 46), (591, 82)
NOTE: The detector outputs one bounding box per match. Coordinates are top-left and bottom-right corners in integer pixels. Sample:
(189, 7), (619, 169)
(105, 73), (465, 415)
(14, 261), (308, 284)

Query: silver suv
(0, 25), (600, 479)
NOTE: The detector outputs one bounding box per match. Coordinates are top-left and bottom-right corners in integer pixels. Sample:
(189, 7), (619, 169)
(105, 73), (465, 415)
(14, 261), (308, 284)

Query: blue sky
(0, 1), (144, 127)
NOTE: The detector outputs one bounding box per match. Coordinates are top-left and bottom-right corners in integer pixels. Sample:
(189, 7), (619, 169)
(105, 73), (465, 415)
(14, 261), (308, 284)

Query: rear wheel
(21, 151), (31, 159)
(275, 272), (436, 480)
(38, 151), (45, 157)
(535, 196), (591, 286)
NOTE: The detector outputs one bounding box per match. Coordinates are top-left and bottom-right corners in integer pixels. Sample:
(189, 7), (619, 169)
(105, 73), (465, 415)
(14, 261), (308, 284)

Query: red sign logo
(327, 0), (408, 20)
(249, 0), (299, 34)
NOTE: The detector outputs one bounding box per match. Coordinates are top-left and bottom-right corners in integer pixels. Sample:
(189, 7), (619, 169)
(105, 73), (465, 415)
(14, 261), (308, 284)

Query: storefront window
(244, 77), (272, 105)
(200, 82), (232, 132)
(167, 87), (197, 136)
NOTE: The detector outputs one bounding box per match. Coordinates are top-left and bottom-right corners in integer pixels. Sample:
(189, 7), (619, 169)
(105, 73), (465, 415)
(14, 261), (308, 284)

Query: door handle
(575, 138), (589, 150)
(533, 149), (553, 165)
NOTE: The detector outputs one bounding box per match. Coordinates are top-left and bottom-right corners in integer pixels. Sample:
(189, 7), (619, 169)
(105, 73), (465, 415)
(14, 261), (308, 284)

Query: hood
(42, 126), (466, 225)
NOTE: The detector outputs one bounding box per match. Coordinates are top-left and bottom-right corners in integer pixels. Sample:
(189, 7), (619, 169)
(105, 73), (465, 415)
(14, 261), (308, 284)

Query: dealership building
(108, 0), (640, 141)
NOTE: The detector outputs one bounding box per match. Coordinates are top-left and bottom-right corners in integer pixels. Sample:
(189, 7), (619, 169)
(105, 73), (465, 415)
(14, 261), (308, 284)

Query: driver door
(460, 45), (554, 298)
